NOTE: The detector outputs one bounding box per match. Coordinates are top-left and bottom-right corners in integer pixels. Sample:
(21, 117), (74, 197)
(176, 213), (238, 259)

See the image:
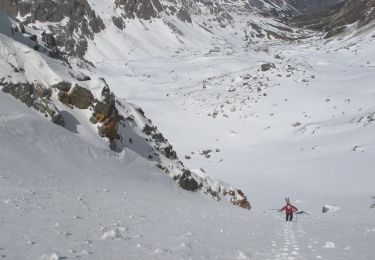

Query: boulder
(162, 145), (177, 159)
(68, 84), (94, 109)
(261, 63), (276, 71)
(179, 170), (199, 191)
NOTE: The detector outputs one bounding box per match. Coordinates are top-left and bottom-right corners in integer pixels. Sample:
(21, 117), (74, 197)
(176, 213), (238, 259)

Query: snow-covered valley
(96, 30), (375, 208)
(1, 1), (375, 259)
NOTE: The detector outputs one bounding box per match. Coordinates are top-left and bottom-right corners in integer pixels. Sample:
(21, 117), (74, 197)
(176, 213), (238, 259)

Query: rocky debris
(184, 155), (191, 160)
(67, 84), (94, 109)
(199, 149), (213, 158)
(357, 112), (375, 126)
(261, 63), (276, 71)
(292, 122), (302, 127)
(370, 201), (375, 209)
(178, 169), (200, 191)
(143, 124), (157, 136)
(1, 81), (65, 126)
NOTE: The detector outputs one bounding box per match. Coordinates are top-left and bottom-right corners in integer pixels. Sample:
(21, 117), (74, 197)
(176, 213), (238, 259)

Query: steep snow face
(0, 10), (251, 209)
(1, 87), (375, 260)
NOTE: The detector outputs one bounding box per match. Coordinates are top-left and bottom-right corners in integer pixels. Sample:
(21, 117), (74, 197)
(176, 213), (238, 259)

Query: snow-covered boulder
(322, 204), (340, 214)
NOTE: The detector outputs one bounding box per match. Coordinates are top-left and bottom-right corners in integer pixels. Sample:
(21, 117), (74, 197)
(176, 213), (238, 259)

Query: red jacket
(281, 204), (298, 214)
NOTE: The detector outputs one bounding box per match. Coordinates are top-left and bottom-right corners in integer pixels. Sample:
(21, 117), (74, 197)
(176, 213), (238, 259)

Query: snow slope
(1, 1), (375, 259)
(1, 90), (375, 259)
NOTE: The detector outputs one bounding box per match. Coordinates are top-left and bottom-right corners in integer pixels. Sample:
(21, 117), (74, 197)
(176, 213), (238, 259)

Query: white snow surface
(1, 4), (375, 260)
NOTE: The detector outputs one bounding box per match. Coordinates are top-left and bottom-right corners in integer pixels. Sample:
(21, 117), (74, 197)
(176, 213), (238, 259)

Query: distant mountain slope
(284, 0), (341, 14)
(292, 0), (375, 38)
(0, 0), (303, 62)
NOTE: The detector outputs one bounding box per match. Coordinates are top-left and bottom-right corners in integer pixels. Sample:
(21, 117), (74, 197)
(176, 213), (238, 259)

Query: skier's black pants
(286, 213), (293, 221)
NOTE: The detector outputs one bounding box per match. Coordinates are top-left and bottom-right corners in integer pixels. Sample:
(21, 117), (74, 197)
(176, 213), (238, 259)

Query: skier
(279, 198), (298, 222)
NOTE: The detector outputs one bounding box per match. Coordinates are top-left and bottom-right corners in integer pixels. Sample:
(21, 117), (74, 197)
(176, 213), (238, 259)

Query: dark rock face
(68, 84), (94, 109)
(286, 0), (341, 14)
(179, 169), (199, 191)
(112, 16), (126, 30)
(292, 0), (375, 38)
(115, 0), (163, 20)
(41, 32), (61, 59)
(1, 81), (65, 126)
(2, 82), (34, 107)
(162, 145), (177, 159)
(0, 0), (105, 58)
(176, 8), (192, 23)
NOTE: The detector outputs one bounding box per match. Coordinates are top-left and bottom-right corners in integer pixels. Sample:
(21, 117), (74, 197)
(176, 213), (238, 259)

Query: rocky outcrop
(1, 81), (65, 126)
(92, 85), (119, 141)
(41, 32), (61, 59)
(0, 0), (105, 58)
(178, 169), (200, 191)
(115, 0), (162, 20)
(1, 82), (34, 107)
(228, 189), (251, 209)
